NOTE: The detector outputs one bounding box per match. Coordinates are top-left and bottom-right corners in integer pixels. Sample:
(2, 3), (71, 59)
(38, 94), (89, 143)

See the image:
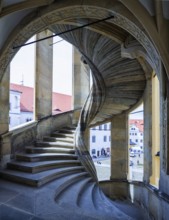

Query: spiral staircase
(0, 15), (149, 220)
(0, 125), (147, 219)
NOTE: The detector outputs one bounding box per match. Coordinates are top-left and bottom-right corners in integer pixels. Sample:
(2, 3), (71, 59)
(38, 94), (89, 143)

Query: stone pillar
(0, 66), (11, 167)
(0, 66), (10, 134)
(110, 113), (128, 180)
(35, 30), (53, 120)
(143, 79), (152, 183)
(72, 47), (90, 110)
(150, 74), (160, 187)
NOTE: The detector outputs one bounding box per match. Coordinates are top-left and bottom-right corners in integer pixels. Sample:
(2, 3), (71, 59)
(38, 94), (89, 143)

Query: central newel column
(110, 113), (128, 180)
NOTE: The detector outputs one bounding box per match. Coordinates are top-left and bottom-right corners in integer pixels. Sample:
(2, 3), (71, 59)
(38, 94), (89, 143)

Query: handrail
(37, 108), (81, 123)
(0, 109), (81, 160)
(75, 55), (106, 181)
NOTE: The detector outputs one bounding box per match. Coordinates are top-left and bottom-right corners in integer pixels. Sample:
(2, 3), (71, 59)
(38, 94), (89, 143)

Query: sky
(10, 36), (73, 95)
(129, 104), (143, 120)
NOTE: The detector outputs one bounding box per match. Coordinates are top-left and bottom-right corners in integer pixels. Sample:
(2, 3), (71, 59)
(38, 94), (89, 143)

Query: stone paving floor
(0, 178), (99, 220)
(93, 154), (143, 181)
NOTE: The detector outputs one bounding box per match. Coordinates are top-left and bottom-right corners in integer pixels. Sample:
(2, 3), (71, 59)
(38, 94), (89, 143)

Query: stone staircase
(0, 126), (82, 187)
(0, 126), (146, 219)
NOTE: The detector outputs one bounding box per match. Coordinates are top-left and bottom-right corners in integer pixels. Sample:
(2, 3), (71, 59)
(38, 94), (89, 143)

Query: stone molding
(0, 5), (160, 81)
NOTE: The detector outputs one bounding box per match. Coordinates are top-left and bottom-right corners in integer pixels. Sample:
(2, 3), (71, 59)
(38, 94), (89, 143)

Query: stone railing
(75, 55), (106, 181)
(0, 109), (81, 167)
(99, 179), (169, 220)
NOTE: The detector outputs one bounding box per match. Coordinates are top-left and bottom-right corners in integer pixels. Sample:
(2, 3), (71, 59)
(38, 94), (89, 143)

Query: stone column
(72, 47), (90, 110)
(150, 74), (160, 187)
(0, 66), (11, 167)
(110, 113), (128, 180)
(143, 79), (152, 183)
(35, 30), (53, 120)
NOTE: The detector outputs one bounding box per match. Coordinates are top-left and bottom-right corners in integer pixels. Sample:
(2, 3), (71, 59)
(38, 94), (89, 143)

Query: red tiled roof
(10, 83), (72, 113)
(129, 119), (144, 132)
(10, 84), (34, 112)
(52, 92), (72, 113)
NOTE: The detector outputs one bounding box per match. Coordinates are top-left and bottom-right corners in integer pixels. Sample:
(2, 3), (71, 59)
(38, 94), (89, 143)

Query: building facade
(90, 120), (144, 159)
(90, 123), (111, 158)
(9, 83), (72, 128)
(129, 120), (144, 152)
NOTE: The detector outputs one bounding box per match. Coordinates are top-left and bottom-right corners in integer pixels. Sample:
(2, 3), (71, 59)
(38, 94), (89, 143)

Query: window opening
(128, 104), (144, 181)
(52, 36), (72, 115)
(90, 122), (111, 180)
(9, 36), (35, 129)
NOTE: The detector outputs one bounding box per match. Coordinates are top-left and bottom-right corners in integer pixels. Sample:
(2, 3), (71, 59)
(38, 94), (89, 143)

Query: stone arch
(0, 2), (162, 82)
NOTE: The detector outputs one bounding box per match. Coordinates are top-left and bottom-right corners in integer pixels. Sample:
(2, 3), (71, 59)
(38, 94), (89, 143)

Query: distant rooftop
(129, 119), (143, 133)
(10, 83), (72, 113)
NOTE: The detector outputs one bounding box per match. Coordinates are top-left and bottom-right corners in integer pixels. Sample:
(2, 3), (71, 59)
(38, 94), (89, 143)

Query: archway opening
(128, 104), (144, 181)
(90, 122), (111, 180)
(52, 36), (73, 115)
(9, 36), (35, 129)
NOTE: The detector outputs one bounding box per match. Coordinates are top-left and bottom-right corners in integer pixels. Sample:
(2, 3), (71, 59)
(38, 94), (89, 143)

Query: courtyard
(93, 153), (143, 181)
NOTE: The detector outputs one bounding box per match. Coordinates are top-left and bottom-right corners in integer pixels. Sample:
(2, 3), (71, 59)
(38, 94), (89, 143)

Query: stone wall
(0, 110), (79, 167)
(99, 180), (169, 220)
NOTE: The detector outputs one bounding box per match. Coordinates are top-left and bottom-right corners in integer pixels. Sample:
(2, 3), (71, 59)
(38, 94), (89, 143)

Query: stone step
(64, 125), (77, 131)
(25, 146), (75, 154)
(35, 141), (74, 149)
(7, 160), (81, 173)
(78, 181), (96, 209)
(55, 176), (93, 206)
(92, 185), (106, 210)
(55, 173), (90, 204)
(43, 136), (74, 143)
(0, 166), (85, 187)
(16, 153), (78, 162)
(57, 128), (75, 134)
(51, 132), (74, 139)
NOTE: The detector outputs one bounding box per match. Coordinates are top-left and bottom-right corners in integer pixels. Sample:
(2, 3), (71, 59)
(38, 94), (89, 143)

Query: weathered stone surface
(35, 30), (53, 120)
(111, 114), (128, 180)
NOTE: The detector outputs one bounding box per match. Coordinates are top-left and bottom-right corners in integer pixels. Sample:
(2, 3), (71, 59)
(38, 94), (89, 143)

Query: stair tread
(55, 176), (93, 205)
(16, 153), (78, 162)
(44, 136), (74, 142)
(0, 166), (85, 181)
(8, 160), (81, 168)
(16, 153), (77, 157)
(36, 141), (74, 147)
(26, 146), (75, 152)
(78, 181), (96, 208)
(58, 128), (75, 133)
(51, 130), (74, 138)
